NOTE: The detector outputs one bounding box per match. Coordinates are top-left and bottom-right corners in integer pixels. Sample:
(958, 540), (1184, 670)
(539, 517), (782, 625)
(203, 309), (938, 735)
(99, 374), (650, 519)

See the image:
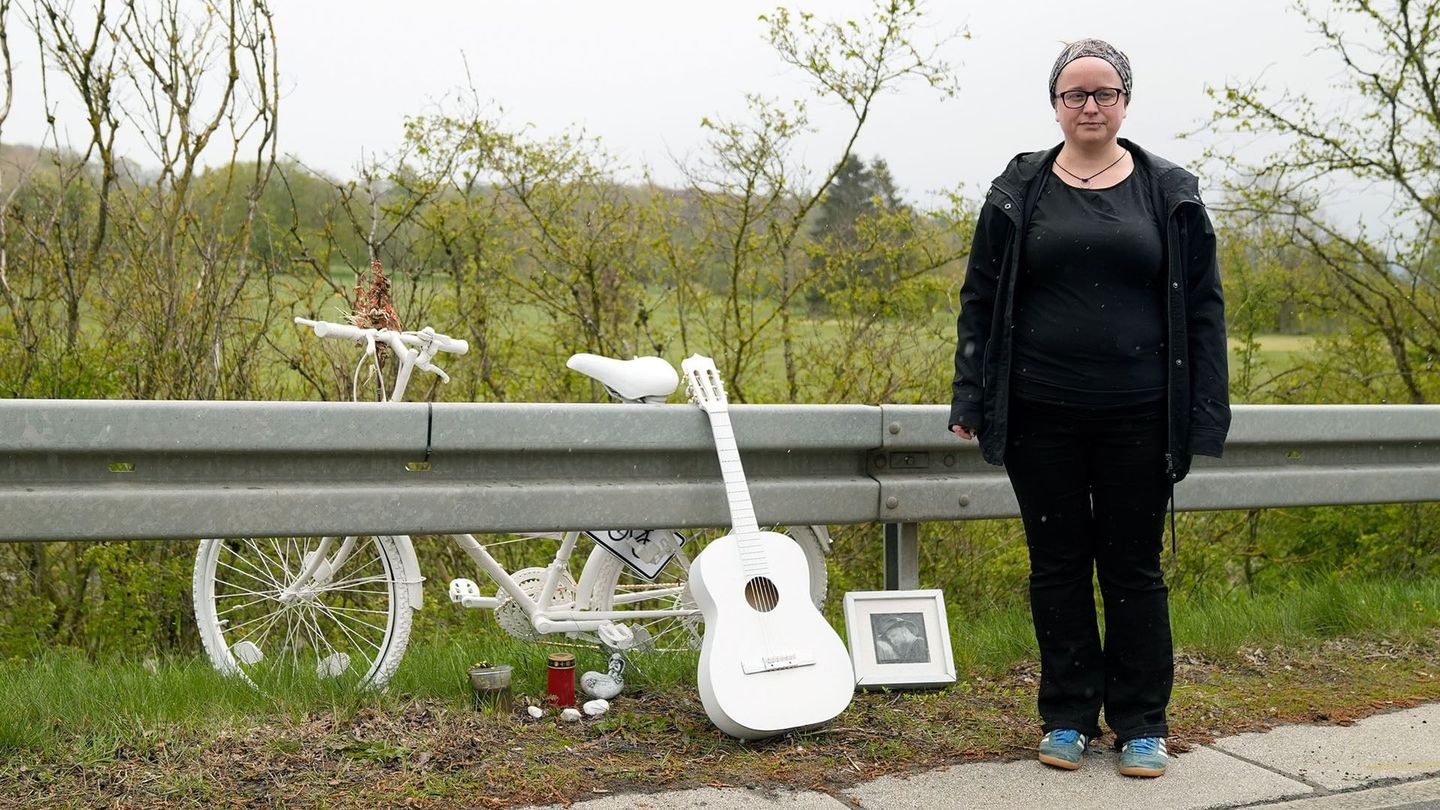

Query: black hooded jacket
(948, 139), (1230, 482)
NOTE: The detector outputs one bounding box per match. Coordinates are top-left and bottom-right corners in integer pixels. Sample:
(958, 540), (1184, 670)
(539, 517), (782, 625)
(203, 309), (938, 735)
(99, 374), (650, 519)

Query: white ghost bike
(191, 317), (829, 688)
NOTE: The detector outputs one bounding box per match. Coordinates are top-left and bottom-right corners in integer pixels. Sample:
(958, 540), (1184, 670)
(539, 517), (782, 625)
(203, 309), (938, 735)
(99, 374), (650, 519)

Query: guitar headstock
(681, 354), (728, 414)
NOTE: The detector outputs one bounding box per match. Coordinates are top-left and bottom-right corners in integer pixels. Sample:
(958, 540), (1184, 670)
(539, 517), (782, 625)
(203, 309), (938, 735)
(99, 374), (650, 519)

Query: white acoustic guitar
(681, 354), (854, 740)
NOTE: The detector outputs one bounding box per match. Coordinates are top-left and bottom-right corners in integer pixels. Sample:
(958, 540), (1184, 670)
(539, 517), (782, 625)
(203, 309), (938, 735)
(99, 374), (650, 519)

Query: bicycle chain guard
(494, 567), (577, 641)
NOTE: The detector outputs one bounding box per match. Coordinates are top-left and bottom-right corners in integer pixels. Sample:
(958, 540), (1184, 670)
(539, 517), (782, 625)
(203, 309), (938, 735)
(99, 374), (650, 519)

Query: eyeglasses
(1053, 88), (1125, 109)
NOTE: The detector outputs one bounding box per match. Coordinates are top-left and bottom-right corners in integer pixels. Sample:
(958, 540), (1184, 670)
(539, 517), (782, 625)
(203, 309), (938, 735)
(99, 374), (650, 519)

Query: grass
(5, 639), (1437, 808)
(189, 263), (1330, 409)
(4, 575), (1434, 736)
(14, 247), (1328, 405)
(1228, 333), (1316, 386)
(1173, 576), (1440, 657)
(0, 627), (695, 760)
(3, 576), (1436, 782)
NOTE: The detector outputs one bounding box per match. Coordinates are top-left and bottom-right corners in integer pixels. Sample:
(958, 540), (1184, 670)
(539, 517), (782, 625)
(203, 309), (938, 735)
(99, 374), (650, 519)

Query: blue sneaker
(1118, 736), (1168, 777)
(1038, 729), (1089, 770)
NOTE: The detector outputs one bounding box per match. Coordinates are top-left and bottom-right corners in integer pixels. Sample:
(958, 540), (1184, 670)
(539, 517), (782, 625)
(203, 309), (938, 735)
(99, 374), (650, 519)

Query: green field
(1228, 333), (1315, 366)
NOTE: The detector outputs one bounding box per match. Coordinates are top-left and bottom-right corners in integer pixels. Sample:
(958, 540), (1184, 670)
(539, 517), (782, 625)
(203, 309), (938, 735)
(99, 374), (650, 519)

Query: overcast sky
(3, 1), (1358, 211)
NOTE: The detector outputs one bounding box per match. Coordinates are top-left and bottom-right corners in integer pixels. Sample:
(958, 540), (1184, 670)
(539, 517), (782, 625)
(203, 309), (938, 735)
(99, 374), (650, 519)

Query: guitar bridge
(741, 651), (816, 674)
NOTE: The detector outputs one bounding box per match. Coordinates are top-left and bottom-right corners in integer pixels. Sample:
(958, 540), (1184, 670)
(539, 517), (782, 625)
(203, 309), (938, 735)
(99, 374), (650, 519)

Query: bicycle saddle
(566, 353), (679, 403)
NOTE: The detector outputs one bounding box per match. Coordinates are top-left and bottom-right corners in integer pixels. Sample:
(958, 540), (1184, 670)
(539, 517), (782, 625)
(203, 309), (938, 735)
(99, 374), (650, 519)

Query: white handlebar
(306, 319), (361, 341)
(293, 317), (468, 397)
(411, 326), (469, 355)
(294, 317), (469, 354)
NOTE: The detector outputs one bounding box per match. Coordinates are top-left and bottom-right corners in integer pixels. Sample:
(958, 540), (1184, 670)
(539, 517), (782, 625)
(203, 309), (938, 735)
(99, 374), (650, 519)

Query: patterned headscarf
(1048, 38), (1133, 104)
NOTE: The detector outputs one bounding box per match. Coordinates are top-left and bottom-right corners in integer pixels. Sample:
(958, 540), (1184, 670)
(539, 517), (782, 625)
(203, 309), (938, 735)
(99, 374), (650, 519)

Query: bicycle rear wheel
(192, 535), (417, 689)
(575, 525), (830, 652)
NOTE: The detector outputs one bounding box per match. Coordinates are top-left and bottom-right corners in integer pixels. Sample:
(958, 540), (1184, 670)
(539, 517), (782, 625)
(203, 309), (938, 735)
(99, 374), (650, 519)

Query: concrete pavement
(518, 701), (1440, 809)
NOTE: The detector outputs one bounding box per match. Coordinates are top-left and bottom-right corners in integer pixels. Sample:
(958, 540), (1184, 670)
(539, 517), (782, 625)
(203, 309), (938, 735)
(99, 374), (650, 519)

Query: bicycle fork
(277, 535), (359, 604)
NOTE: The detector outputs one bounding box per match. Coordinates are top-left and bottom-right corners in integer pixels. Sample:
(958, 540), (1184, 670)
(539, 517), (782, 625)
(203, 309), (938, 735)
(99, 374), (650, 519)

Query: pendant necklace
(1055, 150), (1127, 186)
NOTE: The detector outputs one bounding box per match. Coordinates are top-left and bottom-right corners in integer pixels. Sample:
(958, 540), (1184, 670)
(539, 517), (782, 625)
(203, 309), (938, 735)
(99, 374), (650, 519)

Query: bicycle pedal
(448, 578), (481, 604)
(597, 622), (638, 650)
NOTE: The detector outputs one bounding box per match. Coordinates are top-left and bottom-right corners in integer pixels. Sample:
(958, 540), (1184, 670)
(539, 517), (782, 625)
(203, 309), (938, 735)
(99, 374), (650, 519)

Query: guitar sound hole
(744, 577), (779, 613)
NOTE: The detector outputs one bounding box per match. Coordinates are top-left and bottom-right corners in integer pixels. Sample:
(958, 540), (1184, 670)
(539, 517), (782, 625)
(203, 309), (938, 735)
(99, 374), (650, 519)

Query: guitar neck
(701, 409), (761, 536)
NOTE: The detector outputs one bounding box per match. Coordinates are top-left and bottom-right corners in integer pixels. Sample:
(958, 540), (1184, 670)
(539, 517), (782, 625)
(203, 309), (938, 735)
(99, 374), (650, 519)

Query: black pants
(1003, 396), (1173, 745)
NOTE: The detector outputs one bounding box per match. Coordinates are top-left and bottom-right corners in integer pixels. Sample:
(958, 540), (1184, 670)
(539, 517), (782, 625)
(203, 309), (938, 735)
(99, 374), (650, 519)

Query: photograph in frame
(843, 589), (956, 689)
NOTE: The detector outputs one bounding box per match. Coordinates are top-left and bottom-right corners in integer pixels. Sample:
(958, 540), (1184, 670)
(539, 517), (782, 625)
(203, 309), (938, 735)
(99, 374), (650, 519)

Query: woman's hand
(951, 425), (976, 441)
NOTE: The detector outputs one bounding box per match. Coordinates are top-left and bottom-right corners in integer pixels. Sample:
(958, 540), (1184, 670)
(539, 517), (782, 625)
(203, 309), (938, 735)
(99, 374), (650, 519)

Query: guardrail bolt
(874, 456), (887, 468)
(888, 422), (901, 435)
(885, 496), (899, 509)
(943, 454), (955, 466)
(958, 494), (971, 507)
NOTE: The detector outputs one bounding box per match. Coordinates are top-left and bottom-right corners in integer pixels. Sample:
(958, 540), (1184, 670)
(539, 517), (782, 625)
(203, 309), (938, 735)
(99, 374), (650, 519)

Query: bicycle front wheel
(192, 535), (417, 688)
(576, 525), (830, 653)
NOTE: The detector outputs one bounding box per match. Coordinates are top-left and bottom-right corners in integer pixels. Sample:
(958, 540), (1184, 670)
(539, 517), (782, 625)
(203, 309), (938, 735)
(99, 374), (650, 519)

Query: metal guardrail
(0, 400), (876, 541)
(2, 400), (1439, 544)
(876, 403), (1440, 520)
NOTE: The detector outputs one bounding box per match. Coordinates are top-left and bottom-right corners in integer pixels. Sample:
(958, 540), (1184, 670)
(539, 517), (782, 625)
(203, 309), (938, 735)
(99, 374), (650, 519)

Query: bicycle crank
(493, 567), (578, 641)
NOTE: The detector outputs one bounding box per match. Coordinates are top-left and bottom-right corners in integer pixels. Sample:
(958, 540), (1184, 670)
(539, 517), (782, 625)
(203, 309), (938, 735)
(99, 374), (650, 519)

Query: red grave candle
(546, 652), (576, 707)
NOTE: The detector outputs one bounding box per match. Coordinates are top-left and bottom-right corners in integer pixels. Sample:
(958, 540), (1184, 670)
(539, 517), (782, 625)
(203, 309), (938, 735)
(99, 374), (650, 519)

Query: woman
(948, 39), (1230, 778)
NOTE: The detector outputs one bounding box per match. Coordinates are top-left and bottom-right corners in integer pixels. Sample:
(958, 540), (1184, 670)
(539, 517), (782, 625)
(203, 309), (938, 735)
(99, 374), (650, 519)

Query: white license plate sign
(585, 529), (686, 581)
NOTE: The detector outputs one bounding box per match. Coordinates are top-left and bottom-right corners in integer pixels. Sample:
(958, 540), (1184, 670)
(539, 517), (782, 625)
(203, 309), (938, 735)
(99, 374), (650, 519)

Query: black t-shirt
(1011, 169), (1166, 406)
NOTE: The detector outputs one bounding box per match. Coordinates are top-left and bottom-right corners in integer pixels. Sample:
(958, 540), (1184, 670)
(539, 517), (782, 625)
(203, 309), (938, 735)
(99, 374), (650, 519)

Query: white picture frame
(842, 589), (956, 689)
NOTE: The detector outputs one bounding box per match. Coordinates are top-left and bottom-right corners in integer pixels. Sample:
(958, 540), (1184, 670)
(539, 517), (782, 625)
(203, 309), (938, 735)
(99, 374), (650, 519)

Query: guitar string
(699, 362), (805, 672)
(706, 365), (777, 666)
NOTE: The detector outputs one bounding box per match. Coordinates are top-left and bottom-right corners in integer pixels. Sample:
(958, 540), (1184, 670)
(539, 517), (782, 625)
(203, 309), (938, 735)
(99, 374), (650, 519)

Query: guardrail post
(883, 522), (919, 590)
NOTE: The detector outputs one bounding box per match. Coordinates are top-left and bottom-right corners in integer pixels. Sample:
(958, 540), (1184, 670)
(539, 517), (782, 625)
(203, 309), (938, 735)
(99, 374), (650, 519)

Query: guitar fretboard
(701, 410), (769, 577)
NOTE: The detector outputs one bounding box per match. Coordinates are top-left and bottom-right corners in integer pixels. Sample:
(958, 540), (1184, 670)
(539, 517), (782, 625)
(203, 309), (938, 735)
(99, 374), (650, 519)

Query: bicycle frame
(285, 525), (691, 634)
(289, 320), (700, 643)
(449, 530), (691, 635)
